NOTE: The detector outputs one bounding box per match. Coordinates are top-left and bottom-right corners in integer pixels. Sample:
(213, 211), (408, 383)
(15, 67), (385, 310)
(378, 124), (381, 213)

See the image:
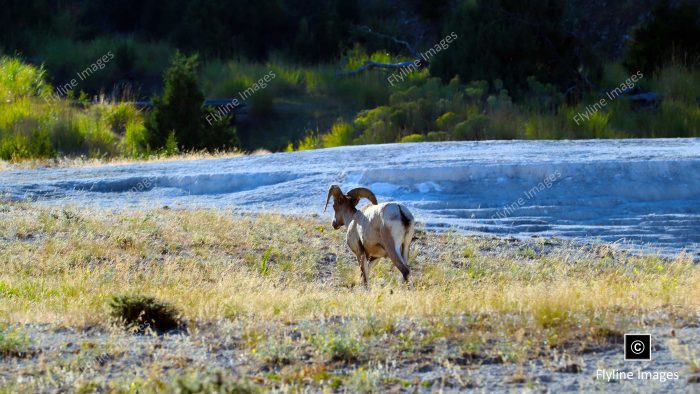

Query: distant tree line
(2, 0), (699, 95)
(0, 0), (362, 62)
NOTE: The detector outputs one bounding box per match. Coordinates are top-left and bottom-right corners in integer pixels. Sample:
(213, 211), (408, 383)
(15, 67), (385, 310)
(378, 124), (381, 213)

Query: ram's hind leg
(382, 229), (410, 282)
(401, 226), (414, 266)
(400, 243), (409, 268)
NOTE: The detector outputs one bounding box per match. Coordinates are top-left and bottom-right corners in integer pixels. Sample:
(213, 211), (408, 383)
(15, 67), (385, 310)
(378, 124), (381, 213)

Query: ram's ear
(346, 187), (378, 205)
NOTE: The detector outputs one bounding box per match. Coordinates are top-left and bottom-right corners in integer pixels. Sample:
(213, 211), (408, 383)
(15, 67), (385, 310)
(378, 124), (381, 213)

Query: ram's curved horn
(346, 187), (378, 206)
(324, 185), (344, 212)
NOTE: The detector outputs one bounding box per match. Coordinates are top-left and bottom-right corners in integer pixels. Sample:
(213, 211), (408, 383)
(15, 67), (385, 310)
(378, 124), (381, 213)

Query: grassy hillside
(3, 54), (699, 163)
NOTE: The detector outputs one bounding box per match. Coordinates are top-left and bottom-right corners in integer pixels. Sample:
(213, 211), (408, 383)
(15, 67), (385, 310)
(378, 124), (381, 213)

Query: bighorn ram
(324, 185), (415, 285)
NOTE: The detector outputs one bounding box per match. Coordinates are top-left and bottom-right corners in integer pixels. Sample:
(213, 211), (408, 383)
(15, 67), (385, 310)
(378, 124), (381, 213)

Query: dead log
(338, 26), (426, 76)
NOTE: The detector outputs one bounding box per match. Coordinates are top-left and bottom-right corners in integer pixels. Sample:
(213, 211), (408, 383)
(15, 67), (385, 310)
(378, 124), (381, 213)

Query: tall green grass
(0, 56), (149, 161)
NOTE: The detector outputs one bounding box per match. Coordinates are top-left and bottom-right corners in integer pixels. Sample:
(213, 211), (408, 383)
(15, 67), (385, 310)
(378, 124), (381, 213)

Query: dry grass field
(0, 203), (699, 392)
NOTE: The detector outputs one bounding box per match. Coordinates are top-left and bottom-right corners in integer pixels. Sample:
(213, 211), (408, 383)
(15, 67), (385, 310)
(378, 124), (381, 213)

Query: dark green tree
(624, 0), (700, 75)
(147, 52), (236, 151)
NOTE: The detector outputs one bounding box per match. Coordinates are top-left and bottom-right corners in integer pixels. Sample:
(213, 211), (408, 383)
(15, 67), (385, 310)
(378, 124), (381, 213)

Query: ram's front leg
(357, 252), (369, 287)
(346, 225), (370, 287)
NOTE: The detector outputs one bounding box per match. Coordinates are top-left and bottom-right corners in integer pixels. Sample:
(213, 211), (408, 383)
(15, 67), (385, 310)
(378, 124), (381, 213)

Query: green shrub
(50, 119), (85, 154)
(0, 324), (30, 357)
(650, 100), (700, 138)
(425, 131), (450, 142)
(256, 338), (294, 366)
(119, 119), (150, 158)
(321, 121), (356, 148)
(162, 131), (180, 156)
(109, 295), (182, 334)
(353, 106), (398, 144)
(436, 112), (457, 130)
(79, 111), (119, 157)
(453, 115), (489, 140)
(296, 132), (322, 151)
(399, 133), (426, 143)
(314, 332), (364, 362)
(0, 128), (55, 161)
(104, 102), (141, 135)
(0, 57), (51, 101)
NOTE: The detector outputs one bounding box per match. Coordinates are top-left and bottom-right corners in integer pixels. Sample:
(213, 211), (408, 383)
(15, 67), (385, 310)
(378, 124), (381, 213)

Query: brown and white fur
(324, 185), (415, 285)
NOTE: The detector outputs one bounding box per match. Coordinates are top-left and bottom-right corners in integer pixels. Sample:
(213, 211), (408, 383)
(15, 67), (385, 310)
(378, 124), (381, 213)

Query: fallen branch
(336, 60), (423, 76)
(338, 26), (425, 76)
(356, 26), (421, 59)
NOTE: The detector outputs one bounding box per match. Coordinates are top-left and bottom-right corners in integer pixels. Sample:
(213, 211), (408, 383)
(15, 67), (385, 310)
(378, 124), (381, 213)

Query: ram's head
(324, 185), (378, 229)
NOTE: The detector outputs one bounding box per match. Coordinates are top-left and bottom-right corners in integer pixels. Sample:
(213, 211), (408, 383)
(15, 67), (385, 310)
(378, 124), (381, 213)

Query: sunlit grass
(1, 203), (698, 392)
(0, 204), (697, 327)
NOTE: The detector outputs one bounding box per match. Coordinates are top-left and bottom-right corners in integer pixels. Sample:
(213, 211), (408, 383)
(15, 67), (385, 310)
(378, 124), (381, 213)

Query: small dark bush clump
(109, 295), (183, 334)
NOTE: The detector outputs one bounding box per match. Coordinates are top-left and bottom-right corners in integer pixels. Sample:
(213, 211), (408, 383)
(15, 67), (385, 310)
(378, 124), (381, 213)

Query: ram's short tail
(398, 205), (414, 229)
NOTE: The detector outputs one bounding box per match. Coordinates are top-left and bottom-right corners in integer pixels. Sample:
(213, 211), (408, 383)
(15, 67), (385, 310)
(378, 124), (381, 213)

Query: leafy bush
(296, 132), (322, 151)
(0, 57), (51, 101)
(453, 115), (490, 140)
(119, 119), (150, 157)
(0, 325), (30, 356)
(399, 133), (426, 143)
(314, 332), (364, 362)
(162, 131), (180, 156)
(321, 121), (356, 147)
(436, 112), (457, 130)
(425, 131), (450, 141)
(0, 129), (54, 161)
(109, 295), (183, 334)
(104, 102), (141, 135)
(256, 338), (294, 366)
